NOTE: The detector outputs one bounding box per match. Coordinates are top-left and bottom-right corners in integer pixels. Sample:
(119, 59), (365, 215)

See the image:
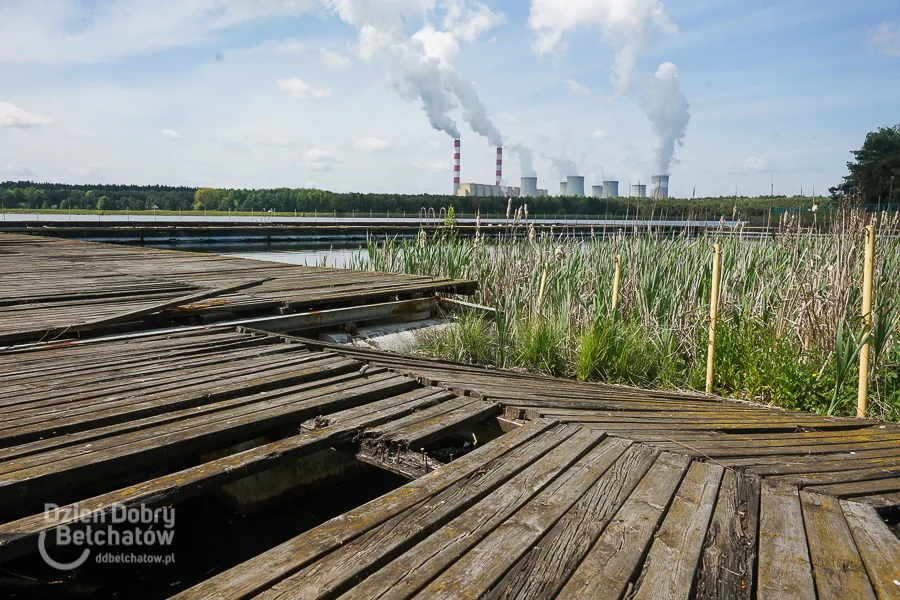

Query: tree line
(0, 181), (831, 220)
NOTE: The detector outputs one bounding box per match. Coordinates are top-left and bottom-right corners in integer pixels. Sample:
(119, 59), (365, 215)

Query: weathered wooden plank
(629, 461), (724, 600)
(694, 470), (760, 600)
(801, 491), (876, 600)
(483, 443), (659, 600)
(171, 420), (560, 600)
(841, 500), (900, 600)
(808, 477), (900, 498)
(756, 482), (816, 600)
(265, 427), (607, 600)
(555, 452), (691, 600)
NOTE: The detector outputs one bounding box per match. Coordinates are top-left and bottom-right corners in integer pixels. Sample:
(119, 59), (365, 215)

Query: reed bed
(350, 210), (900, 419)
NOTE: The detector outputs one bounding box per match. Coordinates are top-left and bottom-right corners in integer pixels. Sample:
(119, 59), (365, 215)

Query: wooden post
(611, 254), (622, 311)
(537, 266), (548, 313)
(706, 243), (722, 394)
(858, 225), (875, 418)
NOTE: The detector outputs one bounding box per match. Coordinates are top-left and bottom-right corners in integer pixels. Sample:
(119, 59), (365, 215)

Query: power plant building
(520, 177), (539, 198)
(457, 183), (513, 198)
(538, 189), (549, 197)
(651, 175), (670, 199)
(591, 185), (603, 198)
(559, 181), (567, 196)
(602, 181), (620, 198)
(630, 184), (647, 198)
(566, 176), (585, 197)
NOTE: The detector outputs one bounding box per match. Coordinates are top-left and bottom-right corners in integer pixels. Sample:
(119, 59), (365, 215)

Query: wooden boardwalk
(0, 327), (898, 598)
(0, 233), (475, 344)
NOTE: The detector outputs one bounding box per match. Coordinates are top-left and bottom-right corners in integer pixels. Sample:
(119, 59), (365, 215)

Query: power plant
(451, 139), (670, 199)
(651, 175), (669, 199)
(566, 176), (585, 197)
(453, 139), (460, 196)
(520, 177), (538, 198)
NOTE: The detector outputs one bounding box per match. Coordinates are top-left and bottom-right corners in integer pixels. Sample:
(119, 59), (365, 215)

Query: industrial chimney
(496, 147), (502, 187)
(651, 175), (669, 199)
(566, 176), (585, 197)
(453, 139), (461, 195)
(559, 181), (568, 196)
(630, 184), (647, 198)
(602, 181), (619, 198)
(591, 185), (603, 198)
(521, 177), (538, 198)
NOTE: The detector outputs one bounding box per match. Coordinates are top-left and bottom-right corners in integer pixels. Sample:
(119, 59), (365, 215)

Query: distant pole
(858, 225), (875, 418)
(706, 243), (722, 394)
(611, 254), (622, 311)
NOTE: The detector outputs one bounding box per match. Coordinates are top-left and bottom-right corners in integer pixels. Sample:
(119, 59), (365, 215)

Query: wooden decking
(1, 327), (898, 598)
(0, 233), (475, 344)
(2, 232), (900, 598)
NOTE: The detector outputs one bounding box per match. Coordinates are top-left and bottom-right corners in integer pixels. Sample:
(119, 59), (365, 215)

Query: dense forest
(0, 181), (830, 220)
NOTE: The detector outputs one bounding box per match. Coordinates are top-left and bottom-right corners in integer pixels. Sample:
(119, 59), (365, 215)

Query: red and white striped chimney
(496, 147), (502, 187)
(453, 139), (461, 195)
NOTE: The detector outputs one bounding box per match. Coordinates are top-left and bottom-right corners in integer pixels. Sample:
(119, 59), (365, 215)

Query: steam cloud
(326, 0), (503, 146)
(529, 0), (690, 175)
(507, 144), (536, 177)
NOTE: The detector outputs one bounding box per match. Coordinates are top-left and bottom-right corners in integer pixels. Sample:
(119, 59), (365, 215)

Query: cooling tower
(602, 181), (619, 198)
(496, 147), (502, 187)
(566, 176), (585, 197)
(521, 177), (538, 198)
(559, 181), (567, 196)
(630, 184), (647, 198)
(591, 185), (604, 198)
(453, 139), (460, 196)
(651, 175), (670, 199)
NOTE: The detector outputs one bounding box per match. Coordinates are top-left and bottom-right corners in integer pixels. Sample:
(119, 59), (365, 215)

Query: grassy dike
(350, 209), (900, 420)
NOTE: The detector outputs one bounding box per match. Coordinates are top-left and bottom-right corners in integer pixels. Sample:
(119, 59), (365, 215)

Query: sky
(0, 0), (898, 198)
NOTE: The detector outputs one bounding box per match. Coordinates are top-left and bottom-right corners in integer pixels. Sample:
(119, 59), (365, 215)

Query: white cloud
(0, 101), (53, 128)
(592, 129), (609, 140)
(500, 113), (521, 125)
(353, 137), (391, 152)
(320, 48), (352, 69)
(870, 21), (900, 56)
(1, 163), (35, 178)
(0, 0), (318, 64)
(565, 79), (592, 96)
(743, 156), (767, 171)
(412, 161), (450, 173)
(302, 148), (336, 171)
(161, 128), (182, 140)
(277, 78), (331, 100)
(441, 0), (506, 43)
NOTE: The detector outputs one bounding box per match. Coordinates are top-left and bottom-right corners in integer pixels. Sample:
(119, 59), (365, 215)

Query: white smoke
(547, 156), (578, 180)
(529, 0), (689, 175)
(507, 143), (536, 177)
(641, 62), (689, 174)
(325, 0), (503, 145)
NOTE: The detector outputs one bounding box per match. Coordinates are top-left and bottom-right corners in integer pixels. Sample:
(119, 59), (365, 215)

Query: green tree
(97, 196), (111, 211)
(831, 125), (900, 202)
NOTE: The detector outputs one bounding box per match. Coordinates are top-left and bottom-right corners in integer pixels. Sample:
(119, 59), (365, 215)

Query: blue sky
(0, 0), (898, 198)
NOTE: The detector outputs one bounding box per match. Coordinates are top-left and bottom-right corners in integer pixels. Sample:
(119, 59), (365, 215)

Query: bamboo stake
(706, 243), (722, 394)
(858, 224), (875, 418)
(611, 254), (622, 311)
(537, 265), (548, 313)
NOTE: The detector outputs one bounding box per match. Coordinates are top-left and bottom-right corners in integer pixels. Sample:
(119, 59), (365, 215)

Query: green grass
(352, 210), (900, 420)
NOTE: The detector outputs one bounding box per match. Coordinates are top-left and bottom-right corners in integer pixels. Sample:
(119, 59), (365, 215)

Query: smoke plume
(641, 62), (690, 174)
(529, 0), (690, 174)
(326, 0), (503, 145)
(507, 144), (536, 176)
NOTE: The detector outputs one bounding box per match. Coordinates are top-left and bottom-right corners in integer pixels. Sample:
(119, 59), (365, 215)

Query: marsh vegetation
(351, 210), (900, 419)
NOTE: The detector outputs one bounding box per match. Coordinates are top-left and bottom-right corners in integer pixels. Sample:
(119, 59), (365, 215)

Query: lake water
(151, 242), (366, 268)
